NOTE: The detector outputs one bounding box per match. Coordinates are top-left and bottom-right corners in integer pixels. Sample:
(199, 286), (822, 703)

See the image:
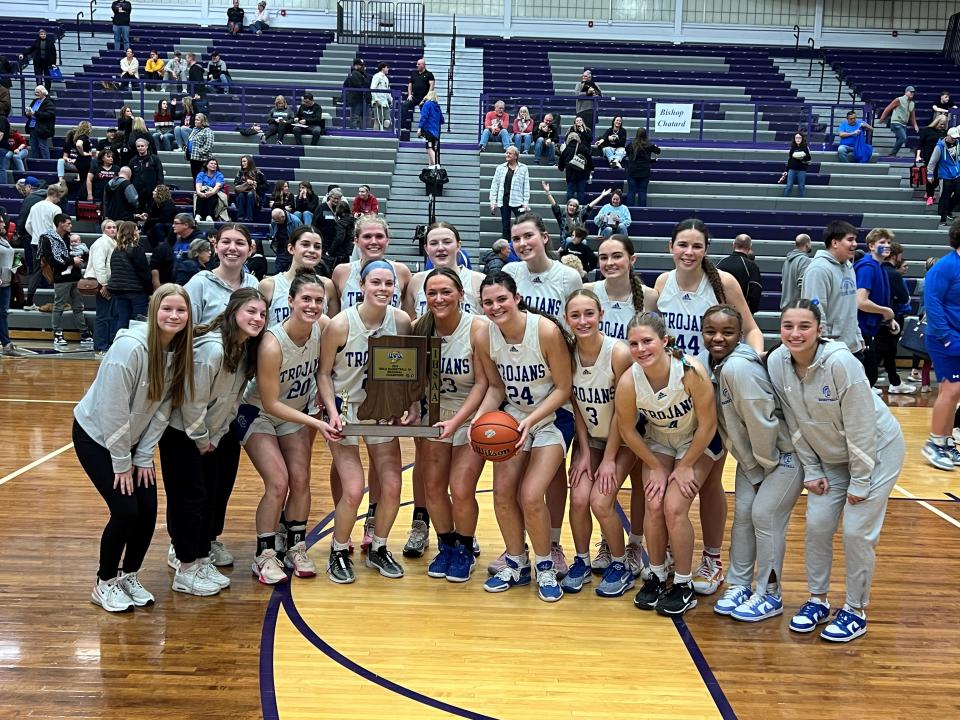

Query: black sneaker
(656, 581), (698, 617)
(80, 332), (94, 347)
(634, 575), (666, 611)
(327, 548), (355, 584)
(365, 546), (404, 579)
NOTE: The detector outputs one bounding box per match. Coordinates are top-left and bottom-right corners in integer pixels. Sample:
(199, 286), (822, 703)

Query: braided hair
(671, 219), (725, 303)
(601, 234), (647, 313)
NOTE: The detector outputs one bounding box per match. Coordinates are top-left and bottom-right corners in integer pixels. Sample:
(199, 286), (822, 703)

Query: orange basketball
(470, 411), (521, 462)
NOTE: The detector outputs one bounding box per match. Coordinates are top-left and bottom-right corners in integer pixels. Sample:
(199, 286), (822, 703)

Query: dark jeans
(626, 177), (649, 207)
(93, 292), (117, 351)
(348, 98), (365, 129)
(939, 177), (960, 221)
(114, 292), (148, 330)
(74, 420), (158, 582)
(499, 205), (521, 241)
(235, 191), (255, 221)
(196, 193), (218, 218)
(28, 131), (50, 159)
(293, 125), (323, 145)
(400, 99), (420, 139)
(263, 122), (290, 144)
(566, 179), (587, 205)
(0, 285), (10, 346)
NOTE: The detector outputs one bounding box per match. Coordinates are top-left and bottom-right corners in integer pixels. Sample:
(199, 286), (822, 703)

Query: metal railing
(89, 0), (98, 36)
(75, 13), (84, 52)
(446, 14), (456, 131)
(945, 12), (960, 65)
(336, 0), (424, 47)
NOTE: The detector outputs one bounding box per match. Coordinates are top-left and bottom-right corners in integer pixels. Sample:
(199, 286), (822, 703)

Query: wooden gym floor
(2, 357), (960, 719)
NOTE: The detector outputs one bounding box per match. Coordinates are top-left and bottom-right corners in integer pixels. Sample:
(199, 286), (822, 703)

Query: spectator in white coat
(489, 146), (530, 241)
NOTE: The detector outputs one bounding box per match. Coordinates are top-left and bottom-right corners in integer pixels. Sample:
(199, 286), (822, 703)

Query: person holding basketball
(654, 218), (762, 597)
(702, 304), (803, 622)
(474, 271), (574, 602)
(261, 227), (337, 326)
(237, 269), (339, 585)
(405, 222), (484, 319)
(615, 312), (720, 617)
(413, 268), (489, 582)
(318, 260), (415, 583)
(74, 284), (194, 612)
(560, 289), (636, 597)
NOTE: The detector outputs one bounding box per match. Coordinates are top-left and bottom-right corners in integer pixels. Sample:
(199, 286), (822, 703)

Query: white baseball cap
(948, 127), (960, 139)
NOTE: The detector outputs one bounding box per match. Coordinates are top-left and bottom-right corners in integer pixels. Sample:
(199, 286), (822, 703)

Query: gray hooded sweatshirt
(799, 249), (863, 353)
(73, 323), (174, 472)
(780, 248), (812, 310)
(766, 340), (900, 496)
(184, 269), (260, 325)
(107, 175), (139, 206)
(169, 329), (250, 449)
(712, 343), (793, 479)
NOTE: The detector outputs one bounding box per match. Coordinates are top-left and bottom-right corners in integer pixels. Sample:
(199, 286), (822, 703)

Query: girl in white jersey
(260, 227), (338, 327)
(586, 234), (658, 578)
(475, 271), (574, 603)
(412, 268), (489, 583)
(404, 222), (484, 319)
(497, 212), (581, 578)
(615, 312), (720, 617)
(159, 288), (267, 597)
(559, 290), (636, 598)
(237, 270), (339, 585)
(654, 218), (763, 597)
(318, 260), (415, 584)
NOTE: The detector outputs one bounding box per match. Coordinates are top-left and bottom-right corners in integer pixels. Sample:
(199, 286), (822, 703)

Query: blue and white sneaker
(595, 561), (635, 598)
(445, 543), (476, 583)
(427, 541), (454, 578)
(922, 440), (956, 471)
(731, 592), (784, 622)
(713, 584), (751, 616)
(820, 607), (867, 643)
(788, 598), (831, 633)
(535, 560), (563, 603)
(560, 556), (592, 593)
(483, 556), (531, 593)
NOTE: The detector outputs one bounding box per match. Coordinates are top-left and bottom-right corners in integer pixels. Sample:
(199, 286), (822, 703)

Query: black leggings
(206, 431), (241, 541)
(73, 420), (157, 582)
(875, 324), (904, 386)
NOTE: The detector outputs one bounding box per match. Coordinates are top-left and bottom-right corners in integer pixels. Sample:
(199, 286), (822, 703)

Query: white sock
(332, 538), (350, 552)
(611, 554), (626, 564)
(370, 534), (386, 552)
(674, 572), (692, 585)
(650, 563), (667, 581)
(534, 554), (552, 567)
(576, 552), (589, 562)
(507, 552), (529, 567)
(628, 533), (643, 546)
(550, 528), (561, 544)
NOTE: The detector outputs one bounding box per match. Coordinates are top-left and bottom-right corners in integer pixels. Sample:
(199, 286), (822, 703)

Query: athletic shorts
(232, 404), (304, 447)
(334, 398), (397, 447)
(644, 427), (725, 462)
(422, 130), (438, 149)
(927, 345), (960, 384)
(426, 408), (470, 447)
(504, 404), (575, 453)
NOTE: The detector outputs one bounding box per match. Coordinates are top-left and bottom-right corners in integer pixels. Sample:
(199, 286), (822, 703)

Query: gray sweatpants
(727, 453), (804, 594)
(804, 434), (905, 609)
(53, 281), (92, 335)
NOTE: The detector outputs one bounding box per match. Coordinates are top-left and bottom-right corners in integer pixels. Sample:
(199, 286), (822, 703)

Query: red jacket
(484, 110), (510, 132)
(352, 195), (379, 215)
(5, 130), (27, 151)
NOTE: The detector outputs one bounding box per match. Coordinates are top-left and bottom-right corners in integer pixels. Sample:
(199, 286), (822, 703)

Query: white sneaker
(402, 519), (430, 558)
(167, 543), (180, 570)
(251, 549), (289, 585)
(692, 552), (724, 595)
(173, 563), (222, 596)
(591, 538), (611, 572)
(199, 559), (231, 588)
(118, 571), (155, 606)
(208, 540), (234, 567)
(888, 383), (918, 395)
(91, 576), (135, 612)
(872, 387), (883, 396)
(284, 540), (318, 578)
(625, 542), (649, 580)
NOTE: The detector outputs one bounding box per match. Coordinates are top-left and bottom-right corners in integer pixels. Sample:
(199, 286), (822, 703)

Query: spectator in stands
(120, 48), (140, 91)
(111, 0), (132, 52)
(87, 149), (118, 201)
(108, 220), (152, 329)
(418, 90), (444, 166)
(568, 115), (593, 146)
(317, 187), (343, 231)
(401, 58), (435, 141)
(879, 240), (915, 393)
(173, 97), (195, 150)
(56, 121), (93, 188)
(624, 127), (660, 207)
(836, 109), (873, 163)
(479, 100), (511, 152)
(269, 208), (301, 272)
(144, 50), (164, 90)
(560, 253), (586, 280)
(251, 1), (270, 35)
(594, 188), (631, 238)
(595, 116), (627, 168)
(270, 180), (296, 214)
(96, 126), (123, 154)
(932, 90), (956, 121)
(22, 183), (66, 310)
(853, 228), (897, 390)
(781, 131), (811, 198)
(352, 185), (379, 216)
(532, 113), (559, 166)
(139, 184), (178, 248)
(129, 138), (164, 211)
(247, 237), (268, 280)
(574, 70), (601, 130)
(558, 227), (597, 273)
(371, 62), (392, 131)
(481, 238), (511, 275)
(0, 128), (28, 180)
(0, 58), (11, 118)
(206, 51), (231, 94)
(41, 214), (94, 347)
(800, 220), (863, 356)
(175, 238), (213, 284)
(344, 58), (369, 129)
(264, 95), (294, 144)
(164, 51), (187, 90)
(24, 85), (55, 160)
(0, 227), (15, 356)
(127, 117), (157, 156)
(512, 106), (534, 155)
(152, 99), (175, 151)
(187, 113), (215, 178)
(558, 130), (593, 204)
(877, 86), (918, 157)
(293, 181), (319, 226)
(233, 155), (266, 222)
(489, 146), (530, 240)
(186, 53), (206, 97)
(780, 233), (812, 310)
(927, 126), (960, 226)
(117, 105), (134, 140)
(328, 201), (355, 270)
(293, 93), (325, 145)
(20, 29), (58, 91)
(104, 166), (139, 222)
(227, 0), (245, 34)
(195, 158), (226, 221)
(717, 234), (762, 314)
(151, 213), (204, 287)
(85, 219), (118, 353)
(917, 116), (948, 207)
(542, 181), (607, 246)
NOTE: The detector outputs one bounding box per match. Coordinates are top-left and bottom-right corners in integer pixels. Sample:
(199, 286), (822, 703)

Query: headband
(360, 259), (396, 280)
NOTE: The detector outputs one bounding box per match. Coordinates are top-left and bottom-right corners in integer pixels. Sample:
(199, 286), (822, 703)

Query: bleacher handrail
(945, 12), (960, 65)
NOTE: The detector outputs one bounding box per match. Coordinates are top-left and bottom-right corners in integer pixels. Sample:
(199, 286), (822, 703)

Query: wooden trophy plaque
(340, 335), (442, 438)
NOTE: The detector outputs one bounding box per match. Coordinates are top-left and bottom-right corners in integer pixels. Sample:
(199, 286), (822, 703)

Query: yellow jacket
(145, 58), (165, 74)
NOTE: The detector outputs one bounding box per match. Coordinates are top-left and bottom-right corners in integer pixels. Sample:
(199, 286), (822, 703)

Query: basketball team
(73, 213), (903, 644)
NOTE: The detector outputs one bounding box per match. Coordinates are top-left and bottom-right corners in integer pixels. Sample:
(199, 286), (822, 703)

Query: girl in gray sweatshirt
(703, 305), (802, 623)
(73, 284), (194, 613)
(158, 288), (268, 597)
(767, 299), (904, 644)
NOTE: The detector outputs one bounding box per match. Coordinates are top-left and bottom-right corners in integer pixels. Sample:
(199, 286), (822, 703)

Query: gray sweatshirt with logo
(183, 269), (260, 324)
(800, 249), (863, 353)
